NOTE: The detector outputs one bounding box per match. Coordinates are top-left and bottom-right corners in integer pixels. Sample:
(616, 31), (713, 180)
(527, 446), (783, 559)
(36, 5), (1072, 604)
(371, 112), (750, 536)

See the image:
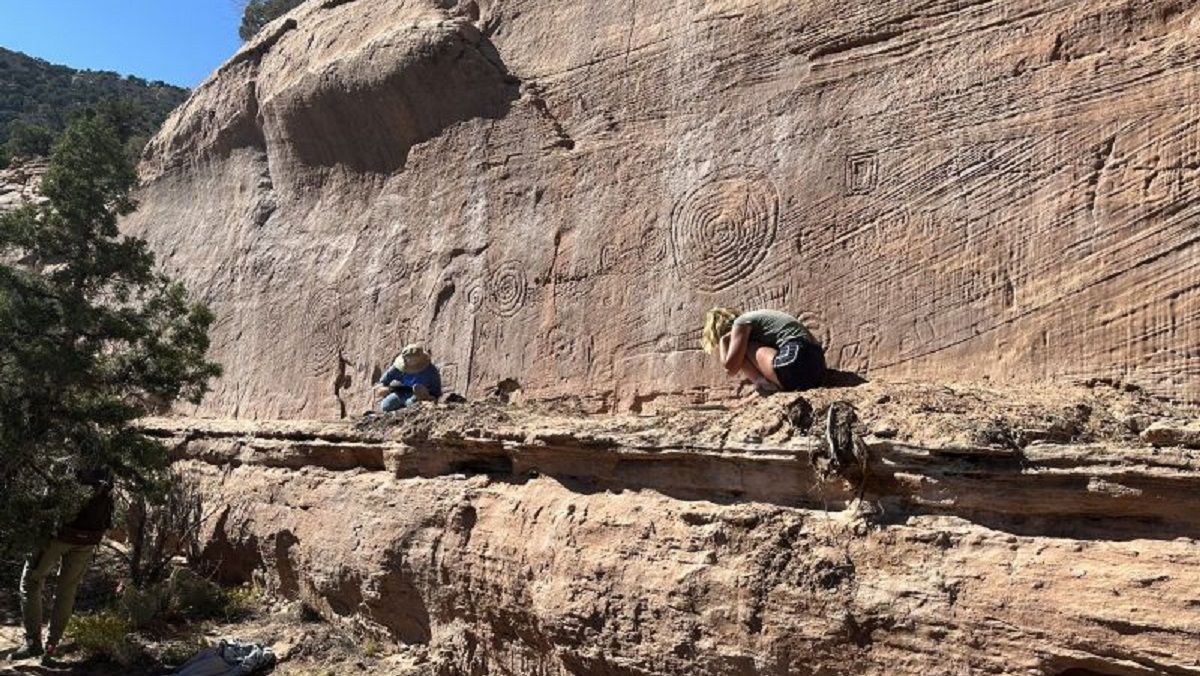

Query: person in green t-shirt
(701, 307), (826, 393)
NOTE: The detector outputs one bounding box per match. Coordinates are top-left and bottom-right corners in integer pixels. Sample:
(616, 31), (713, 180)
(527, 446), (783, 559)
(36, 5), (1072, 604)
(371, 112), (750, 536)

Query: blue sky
(0, 0), (245, 88)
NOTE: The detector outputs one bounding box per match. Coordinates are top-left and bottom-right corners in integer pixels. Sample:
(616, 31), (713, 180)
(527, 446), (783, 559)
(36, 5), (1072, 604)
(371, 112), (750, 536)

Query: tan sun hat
(393, 344), (432, 374)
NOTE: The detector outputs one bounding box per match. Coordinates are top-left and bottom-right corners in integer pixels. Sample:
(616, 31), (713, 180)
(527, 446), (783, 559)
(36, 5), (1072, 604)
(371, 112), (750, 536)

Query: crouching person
(375, 344), (442, 412)
(12, 468), (114, 661)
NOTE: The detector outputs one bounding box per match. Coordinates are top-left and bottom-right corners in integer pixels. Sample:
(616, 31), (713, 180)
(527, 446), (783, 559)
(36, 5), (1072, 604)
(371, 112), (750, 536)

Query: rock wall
(153, 383), (1200, 674)
(0, 158), (48, 210)
(125, 0), (1200, 419)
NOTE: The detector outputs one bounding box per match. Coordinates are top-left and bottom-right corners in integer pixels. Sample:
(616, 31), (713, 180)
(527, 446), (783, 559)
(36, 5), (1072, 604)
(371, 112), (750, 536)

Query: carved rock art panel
(845, 152), (879, 195)
(308, 287), (346, 378)
(837, 322), (882, 374)
(466, 282), (487, 310)
(640, 227), (671, 268)
(122, 0), (1200, 415)
(671, 169), (779, 293)
(467, 261), (531, 318)
(796, 311), (832, 351)
(487, 260), (529, 318)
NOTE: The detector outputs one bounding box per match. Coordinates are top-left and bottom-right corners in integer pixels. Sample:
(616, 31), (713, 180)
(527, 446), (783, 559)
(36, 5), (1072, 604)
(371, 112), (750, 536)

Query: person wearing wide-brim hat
(374, 344), (442, 412)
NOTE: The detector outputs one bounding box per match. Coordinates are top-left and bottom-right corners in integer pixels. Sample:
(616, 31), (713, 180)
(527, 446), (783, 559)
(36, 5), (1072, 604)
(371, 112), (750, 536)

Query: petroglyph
(671, 169), (779, 293)
(796, 311), (832, 350)
(125, 0), (1200, 412)
(640, 227), (670, 265)
(836, 322), (882, 374)
(464, 261), (530, 318)
(656, 327), (705, 354)
(845, 152), (879, 195)
(308, 287), (346, 378)
(465, 282), (487, 311)
(487, 260), (529, 318)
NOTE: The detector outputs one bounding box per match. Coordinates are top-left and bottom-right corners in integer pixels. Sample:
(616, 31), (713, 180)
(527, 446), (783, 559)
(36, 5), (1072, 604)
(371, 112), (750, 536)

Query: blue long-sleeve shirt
(379, 364), (442, 399)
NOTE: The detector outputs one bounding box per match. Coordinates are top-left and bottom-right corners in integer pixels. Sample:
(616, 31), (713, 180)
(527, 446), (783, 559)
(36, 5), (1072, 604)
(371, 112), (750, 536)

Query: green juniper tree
(4, 121), (56, 161)
(0, 115), (221, 560)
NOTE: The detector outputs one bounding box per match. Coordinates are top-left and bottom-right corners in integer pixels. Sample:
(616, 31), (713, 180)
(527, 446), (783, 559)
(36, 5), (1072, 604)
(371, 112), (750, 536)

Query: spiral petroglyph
(307, 287), (345, 376)
(640, 227), (671, 270)
(671, 170), (779, 292)
(488, 260), (529, 317)
(466, 283), (487, 310)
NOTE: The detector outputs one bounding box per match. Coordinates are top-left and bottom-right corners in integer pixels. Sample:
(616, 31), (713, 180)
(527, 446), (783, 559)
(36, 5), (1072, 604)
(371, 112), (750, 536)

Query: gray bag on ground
(174, 639), (277, 676)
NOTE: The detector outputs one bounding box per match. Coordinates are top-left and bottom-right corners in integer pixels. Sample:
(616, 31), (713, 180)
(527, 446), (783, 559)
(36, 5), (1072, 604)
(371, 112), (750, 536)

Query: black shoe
(10, 642), (43, 660)
(40, 643), (60, 665)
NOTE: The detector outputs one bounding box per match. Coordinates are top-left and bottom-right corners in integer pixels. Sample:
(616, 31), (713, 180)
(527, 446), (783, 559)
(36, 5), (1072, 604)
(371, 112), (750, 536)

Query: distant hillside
(0, 47), (189, 166)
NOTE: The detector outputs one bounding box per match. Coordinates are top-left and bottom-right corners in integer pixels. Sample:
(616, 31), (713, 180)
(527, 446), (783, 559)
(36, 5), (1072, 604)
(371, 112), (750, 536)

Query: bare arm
(719, 324), (751, 377)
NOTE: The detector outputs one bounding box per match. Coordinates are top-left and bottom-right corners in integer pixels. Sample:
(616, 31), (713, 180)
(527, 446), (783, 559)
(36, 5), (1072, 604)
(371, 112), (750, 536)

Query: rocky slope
(148, 382), (1200, 675)
(0, 158), (48, 210)
(124, 0), (1200, 419)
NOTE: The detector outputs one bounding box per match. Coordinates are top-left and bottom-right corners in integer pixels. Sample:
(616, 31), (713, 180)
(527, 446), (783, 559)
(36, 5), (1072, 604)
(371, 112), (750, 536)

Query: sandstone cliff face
(152, 383), (1200, 675)
(125, 0), (1200, 419)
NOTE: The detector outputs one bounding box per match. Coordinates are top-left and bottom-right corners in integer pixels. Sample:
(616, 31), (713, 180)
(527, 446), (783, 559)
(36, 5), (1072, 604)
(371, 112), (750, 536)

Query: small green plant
(361, 637), (381, 658)
(221, 583), (264, 621)
(119, 582), (170, 628)
(66, 610), (139, 666)
(167, 567), (225, 620)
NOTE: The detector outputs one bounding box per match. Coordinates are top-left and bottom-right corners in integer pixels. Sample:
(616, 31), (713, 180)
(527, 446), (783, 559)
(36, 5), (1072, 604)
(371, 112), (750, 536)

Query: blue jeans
(380, 387), (416, 412)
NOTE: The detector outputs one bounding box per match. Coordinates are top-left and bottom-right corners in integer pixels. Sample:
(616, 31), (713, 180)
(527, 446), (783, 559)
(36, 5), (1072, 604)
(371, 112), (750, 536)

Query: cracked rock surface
(149, 382), (1200, 675)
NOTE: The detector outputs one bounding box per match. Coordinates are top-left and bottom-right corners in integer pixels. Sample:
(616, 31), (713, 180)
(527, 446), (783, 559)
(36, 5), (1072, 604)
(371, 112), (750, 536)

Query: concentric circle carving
(671, 170), (779, 292)
(465, 283), (486, 310)
(487, 260), (528, 317)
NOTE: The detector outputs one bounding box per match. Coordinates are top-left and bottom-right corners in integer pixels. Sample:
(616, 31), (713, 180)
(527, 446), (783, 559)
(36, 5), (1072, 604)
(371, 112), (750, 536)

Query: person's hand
(412, 384), (432, 401)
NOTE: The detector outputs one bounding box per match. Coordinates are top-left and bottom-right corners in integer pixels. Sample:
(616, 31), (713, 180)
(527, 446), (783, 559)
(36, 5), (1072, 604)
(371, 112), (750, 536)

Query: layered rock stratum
(0, 158), (48, 210)
(125, 0), (1200, 419)
(149, 382), (1200, 675)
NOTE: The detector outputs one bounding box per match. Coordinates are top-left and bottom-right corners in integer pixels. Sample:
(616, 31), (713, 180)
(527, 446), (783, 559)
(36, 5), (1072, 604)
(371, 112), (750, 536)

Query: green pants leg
(19, 540), (96, 647)
(20, 541), (66, 647)
(47, 543), (95, 646)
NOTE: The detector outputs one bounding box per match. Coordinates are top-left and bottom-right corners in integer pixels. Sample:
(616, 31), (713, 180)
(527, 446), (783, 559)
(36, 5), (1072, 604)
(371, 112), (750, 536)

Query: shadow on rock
(823, 369), (869, 388)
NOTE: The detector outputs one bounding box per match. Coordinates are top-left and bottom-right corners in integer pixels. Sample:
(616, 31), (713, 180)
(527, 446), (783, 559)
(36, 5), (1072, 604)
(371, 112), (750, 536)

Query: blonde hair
(701, 307), (740, 354)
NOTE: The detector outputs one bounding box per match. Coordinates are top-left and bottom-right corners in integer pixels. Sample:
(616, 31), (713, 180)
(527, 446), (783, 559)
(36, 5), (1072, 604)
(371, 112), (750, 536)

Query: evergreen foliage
(5, 120), (56, 159)
(0, 116), (221, 559)
(0, 47), (188, 166)
(239, 0), (306, 41)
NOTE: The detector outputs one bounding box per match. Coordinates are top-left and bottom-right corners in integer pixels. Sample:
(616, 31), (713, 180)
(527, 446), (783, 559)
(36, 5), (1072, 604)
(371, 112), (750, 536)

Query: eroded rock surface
(125, 0), (1200, 419)
(0, 158), (48, 210)
(154, 383), (1200, 675)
